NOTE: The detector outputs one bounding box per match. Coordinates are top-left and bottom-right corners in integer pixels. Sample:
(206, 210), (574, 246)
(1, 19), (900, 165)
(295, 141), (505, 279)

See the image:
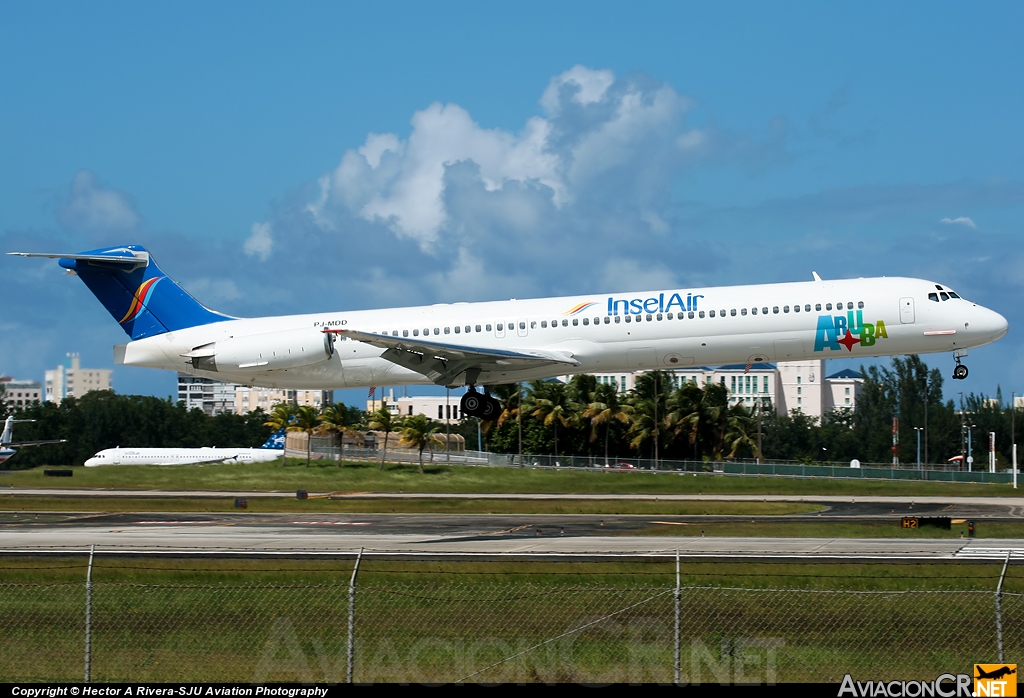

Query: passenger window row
(370, 300), (866, 339)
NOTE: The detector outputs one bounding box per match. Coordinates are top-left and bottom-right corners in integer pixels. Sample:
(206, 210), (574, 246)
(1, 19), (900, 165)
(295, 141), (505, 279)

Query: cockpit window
(940, 292), (949, 301)
(948, 291), (961, 299)
(928, 293), (939, 302)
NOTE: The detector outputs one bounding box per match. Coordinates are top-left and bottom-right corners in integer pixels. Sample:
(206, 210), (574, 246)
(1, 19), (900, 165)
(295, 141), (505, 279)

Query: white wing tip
(812, 271), (823, 282)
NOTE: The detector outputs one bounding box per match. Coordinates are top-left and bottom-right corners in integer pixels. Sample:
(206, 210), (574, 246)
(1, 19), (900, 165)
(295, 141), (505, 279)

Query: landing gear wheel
(479, 396), (500, 421)
(953, 364), (968, 380)
(461, 389), (482, 417)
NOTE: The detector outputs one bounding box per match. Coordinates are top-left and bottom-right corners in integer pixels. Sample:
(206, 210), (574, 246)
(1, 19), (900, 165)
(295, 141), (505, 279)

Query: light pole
(1013, 390), (1018, 488)
(914, 427), (923, 470)
(923, 374), (929, 466)
(959, 392), (966, 471)
(968, 423), (977, 472)
(756, 398), (763, 464)
(517, 381), (523, 468)
(653, 372), (659, 471)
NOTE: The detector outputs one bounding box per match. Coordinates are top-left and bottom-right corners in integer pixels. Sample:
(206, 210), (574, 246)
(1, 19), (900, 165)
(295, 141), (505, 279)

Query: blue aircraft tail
(55, 245), (233, 340)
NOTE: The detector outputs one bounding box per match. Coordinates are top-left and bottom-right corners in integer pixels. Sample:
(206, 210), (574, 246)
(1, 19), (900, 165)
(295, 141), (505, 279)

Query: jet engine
(183, 329), (335, 372)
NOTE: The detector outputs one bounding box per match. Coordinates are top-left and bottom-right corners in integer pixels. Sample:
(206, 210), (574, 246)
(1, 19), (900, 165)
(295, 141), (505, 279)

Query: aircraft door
(112, 451), (121, 465)
(517, 318), (528, 337)
(899, 297), (915, 324)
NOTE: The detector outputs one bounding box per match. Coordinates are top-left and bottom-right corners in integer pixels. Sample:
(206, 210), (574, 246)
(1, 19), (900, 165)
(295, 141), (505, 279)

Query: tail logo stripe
(118, 276), (164, 324)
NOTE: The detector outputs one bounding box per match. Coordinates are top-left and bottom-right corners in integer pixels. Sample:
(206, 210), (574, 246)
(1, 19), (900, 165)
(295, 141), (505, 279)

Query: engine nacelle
(184, 329), (335, 372)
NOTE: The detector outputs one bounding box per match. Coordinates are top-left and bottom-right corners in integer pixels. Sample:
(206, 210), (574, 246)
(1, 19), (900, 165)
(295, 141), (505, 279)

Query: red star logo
(838, 330), (860, 352)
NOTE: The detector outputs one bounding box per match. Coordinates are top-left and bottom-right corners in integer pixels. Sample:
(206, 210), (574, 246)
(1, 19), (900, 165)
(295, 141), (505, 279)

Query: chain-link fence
(1, 559), (1018, 683)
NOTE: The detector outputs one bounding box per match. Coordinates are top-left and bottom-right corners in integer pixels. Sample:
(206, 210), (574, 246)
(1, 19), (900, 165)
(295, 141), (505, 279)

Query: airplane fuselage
(117, 276), (1008, 389)
(85, 447), (283, 467)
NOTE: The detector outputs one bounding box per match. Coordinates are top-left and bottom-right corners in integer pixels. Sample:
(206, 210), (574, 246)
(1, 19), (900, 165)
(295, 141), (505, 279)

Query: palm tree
(264, 402), (297, 431)
(628, 371), (672, 461)
(288, 405), (321, 468)
(582, 382), (634, 465)
(317, 404), (352, 467)
(722, 402), (760, 460)
(526, 380), (578, 458)
(367, 405), (398, 471)
(397, 413), (444, 474)
(263, 402), (297, 464)
(665, 381), (731, 460)
(480, 383), (522, 437)
(664, 381), (703, 459)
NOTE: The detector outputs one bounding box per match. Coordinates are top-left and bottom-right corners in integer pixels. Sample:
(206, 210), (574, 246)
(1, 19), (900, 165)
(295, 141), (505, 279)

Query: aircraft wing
(328, 329), (580, 386)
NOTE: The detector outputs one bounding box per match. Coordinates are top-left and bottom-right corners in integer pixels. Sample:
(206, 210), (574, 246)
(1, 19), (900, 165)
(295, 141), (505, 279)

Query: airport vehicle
(84, 446), (283, 467)
(0, 416), (65, 464)
(10, 245), (1008, 421)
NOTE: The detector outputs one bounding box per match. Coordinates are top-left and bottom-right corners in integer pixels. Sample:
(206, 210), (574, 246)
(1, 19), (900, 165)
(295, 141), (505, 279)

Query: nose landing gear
(460, 387), (501, 420)
(952, 351), (969, 380)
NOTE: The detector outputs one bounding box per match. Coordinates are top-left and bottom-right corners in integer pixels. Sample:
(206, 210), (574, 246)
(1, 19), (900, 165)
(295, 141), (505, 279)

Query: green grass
(2, 558), (1020, 682)
(0, 495), (821, 516)
(2, 458), (1022, 497)
(0, 556), (1018, 591)
(630, 520), (1024, 538)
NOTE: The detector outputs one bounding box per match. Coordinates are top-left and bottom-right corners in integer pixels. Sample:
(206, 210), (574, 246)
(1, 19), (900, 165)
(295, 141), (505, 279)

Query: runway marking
(650, 521), (697, 526)
(954, 546), (1024, 560)
(483, 524), (533, 536)
(135, 515), (212, 521)
(287, 521), (372, 526)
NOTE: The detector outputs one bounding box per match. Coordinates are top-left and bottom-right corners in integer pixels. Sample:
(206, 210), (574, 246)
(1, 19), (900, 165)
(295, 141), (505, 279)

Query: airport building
(0, 377), (43, 410)
(566, 360), (862, 418)
(44, 353), (112, 404)
(368, 391), (461, 424)
(175, 373), (333, 416)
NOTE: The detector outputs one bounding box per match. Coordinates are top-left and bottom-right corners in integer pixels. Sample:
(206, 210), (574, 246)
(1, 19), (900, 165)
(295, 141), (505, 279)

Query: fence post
(674, 549), (680, 685)
(85, 544), (94, 683)
(347, 547), (363, 684)
(996, 551), (1010, 662)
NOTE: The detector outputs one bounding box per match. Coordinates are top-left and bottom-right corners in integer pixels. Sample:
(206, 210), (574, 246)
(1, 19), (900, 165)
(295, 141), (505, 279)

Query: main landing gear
(952, 352), (969, 381)
(461, 387), (500, 421)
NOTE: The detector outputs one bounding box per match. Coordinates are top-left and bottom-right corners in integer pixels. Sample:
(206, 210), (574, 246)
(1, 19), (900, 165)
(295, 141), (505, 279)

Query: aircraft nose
(972, 306), (1009, 341)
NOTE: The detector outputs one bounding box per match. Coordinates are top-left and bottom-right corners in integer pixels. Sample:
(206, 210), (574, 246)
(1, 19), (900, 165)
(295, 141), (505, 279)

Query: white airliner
(84, 446), (282, 467)
(10, 245), (1008, 421)
(0, 416), (65, 464)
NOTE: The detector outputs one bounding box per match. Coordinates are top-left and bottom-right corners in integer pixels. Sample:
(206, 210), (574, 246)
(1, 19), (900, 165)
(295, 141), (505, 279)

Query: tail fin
(1, 417), (13, 445)
(10, 245), (232, 340)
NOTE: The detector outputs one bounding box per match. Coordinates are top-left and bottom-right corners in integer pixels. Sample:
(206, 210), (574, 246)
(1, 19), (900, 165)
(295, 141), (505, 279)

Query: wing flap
(328, 328), (579, 386)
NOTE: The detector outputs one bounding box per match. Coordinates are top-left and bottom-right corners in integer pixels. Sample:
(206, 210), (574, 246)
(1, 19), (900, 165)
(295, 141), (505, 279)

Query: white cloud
(57, 170), (140, 233)
(292, 65), (705, 256)
(939, 216), (977, 228)
(243, 222), (273, 260)
(540, 65), (615, 114)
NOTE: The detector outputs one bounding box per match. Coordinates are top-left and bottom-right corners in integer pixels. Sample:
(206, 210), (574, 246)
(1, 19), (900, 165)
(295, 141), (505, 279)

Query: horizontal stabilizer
(7, 439), (67, 448)
(8, 249), (150, 271)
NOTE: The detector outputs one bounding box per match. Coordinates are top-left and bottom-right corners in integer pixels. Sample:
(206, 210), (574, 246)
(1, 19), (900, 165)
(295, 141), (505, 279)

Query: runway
(2, 488), (1023, 559)
(0, 510), (1022, 560)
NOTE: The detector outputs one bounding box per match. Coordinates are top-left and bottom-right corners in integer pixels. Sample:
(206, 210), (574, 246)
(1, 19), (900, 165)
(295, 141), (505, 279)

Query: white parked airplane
(10, 245), (1008, 421)
(84, 446), (283, 467)
(0, 416), (66, 464)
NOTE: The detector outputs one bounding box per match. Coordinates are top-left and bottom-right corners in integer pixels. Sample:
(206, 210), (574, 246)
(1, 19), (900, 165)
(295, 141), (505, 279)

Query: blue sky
(1, 1), (1022, 406)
